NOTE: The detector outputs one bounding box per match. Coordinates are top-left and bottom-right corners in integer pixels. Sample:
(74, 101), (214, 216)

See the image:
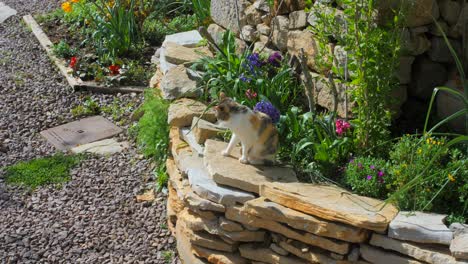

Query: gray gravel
(0, 1), (177, 263)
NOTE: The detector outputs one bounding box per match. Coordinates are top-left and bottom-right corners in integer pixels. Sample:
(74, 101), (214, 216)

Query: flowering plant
(69, 56), (78, 69)
(344, 156), (390, 199)
(254, 101), (280, 124)
(335, 119), (351, 136)
(108, 64), (120, 75)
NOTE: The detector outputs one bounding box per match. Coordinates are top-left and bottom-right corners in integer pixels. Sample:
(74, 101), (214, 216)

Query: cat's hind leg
(222, 133), (240, 157)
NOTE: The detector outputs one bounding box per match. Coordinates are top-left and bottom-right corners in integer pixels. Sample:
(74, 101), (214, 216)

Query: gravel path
(0, 1), (176, 263)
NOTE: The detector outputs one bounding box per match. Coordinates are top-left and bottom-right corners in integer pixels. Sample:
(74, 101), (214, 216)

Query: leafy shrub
(52, 40), (77, 59)
(134, 91), (170, 190)
(4, 154), (83, 189)
(344, 156), (390, 199)
(143, 14), (197, 45)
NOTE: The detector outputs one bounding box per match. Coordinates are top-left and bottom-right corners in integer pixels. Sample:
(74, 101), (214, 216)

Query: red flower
(69, 56), (78, 69)
(109, 64), (120, 75)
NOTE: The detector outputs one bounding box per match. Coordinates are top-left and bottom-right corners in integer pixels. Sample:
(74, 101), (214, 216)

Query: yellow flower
(448, 173), (456, 182)
(417, 148), (422, 154)
(71, 0), (79, 3)
(62, 2), (72, 13)
(395, 170), (401, 176)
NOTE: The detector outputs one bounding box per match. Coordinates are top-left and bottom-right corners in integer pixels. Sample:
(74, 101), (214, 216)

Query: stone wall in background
(208, 0), (467, 132)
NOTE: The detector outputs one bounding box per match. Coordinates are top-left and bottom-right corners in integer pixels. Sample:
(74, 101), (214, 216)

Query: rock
(185, 191), (226, 213)
(398, 56), (415, 84)
(312, 74), (354, 118)
(253, 0), (270, 12)
(388, 211), (453, 245)
(205, 140), (298, 194)
(409, 56), (448, 100)
(219, 217), (244, 232)
(451, 233), (468, 260)
(427, 37), (463, 63)
(450, 5), (468, 39)
(207, 23), (247, 54)
(257, 24), (271, 35)
(287, 30), (325, 72)
(279, 240), (346, 264)
(389, 85), (408, 118)
(430, 20), (449, 37)
(191, 117), (225, 144)
(348, 247), (360, 262)
(439, 0), (461, 25)
(0, 2), (17, 23)
(244, 4), (263, 25)
(225, 206), (350, 255)
(405, 0), (440, 27)
(270, 243), (289, 256)
(273, 0), (306, 15)
(371, 233), (466, 264)
(176, 221), (209, 264)
(160, 66), (201, 100)
(159, 46), (177, 74)
(135, 189), (155, 202)
(449, 223), (468, 236)
(71, 138), (129, 155)
(169, 127), (194, 172)
(167, 98), (216, 127)
(210, 0), (247, 35)
(436, 80), (465, 133)
(168, 181), (187, 217)
(166, 158), (188, 201)
(186, 155), (256, 206)
(361, 244), (423, 264)
(164, 30), (204, 48)
(179, 220), (237, 252)
(193, 244), (249, 264)
(163, 42), (212, 65)
(401, 28), (431, 56)
(180, 127), (204, 157)
(253, 42), (276, 56)
(241, 25), (258, 42)
(271, 16), (289, 51)
(178, 209), (266, 242)
(260, 182), (399, 232)
(239, 244), (309, 264)
(149, 67), (164, 89)
(244, 197), (368, 243)
(289, 10), (307, 29)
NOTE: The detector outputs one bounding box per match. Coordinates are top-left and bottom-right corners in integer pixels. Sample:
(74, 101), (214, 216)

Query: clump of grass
(4, 153), (84, 189)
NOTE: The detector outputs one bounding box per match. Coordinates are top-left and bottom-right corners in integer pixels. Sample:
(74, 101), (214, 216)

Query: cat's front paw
(222, 150), (230, 157)
(239, 157), (249, 164)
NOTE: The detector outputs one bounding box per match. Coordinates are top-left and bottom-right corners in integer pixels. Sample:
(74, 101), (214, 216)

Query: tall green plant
(191, 0), (211, 25)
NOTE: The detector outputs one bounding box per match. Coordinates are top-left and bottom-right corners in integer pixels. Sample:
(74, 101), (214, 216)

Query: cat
(214, 93), (278, 165)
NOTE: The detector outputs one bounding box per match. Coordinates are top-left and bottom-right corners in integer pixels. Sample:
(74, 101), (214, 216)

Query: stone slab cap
(167, 98), (216, 127)
(451, 232), (468, 261)
(71, 138), (128, 155)
(371, 233), (466, 264)
(163, 30), (203, 48)
(181, 127), (204, 157)
(163, 41), (212, 65)
(361, 244), (423, 264)
(204, 139), (298, 194)
(239, 243), (309, 264)
(388, 211), (453, 245)
(244, 197), (368, 243)
(260, 182), (399, 232)
(0, 2), (17, 23)
(191, 117), (226, 144)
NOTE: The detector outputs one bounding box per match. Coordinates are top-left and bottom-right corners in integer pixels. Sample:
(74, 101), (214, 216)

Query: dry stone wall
(164, 100), (468, 263)
(208, 0), (467, 131)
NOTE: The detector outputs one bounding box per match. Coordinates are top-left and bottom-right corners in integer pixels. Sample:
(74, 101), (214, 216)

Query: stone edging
(22, 15), (147, 94)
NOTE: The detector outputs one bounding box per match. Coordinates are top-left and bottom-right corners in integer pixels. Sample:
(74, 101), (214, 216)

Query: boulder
(163, 42), (212, 65)
(409, 57), (448, 100)
(244, 197), (369, 243)
(401, 28), (431, 56)
(312, 74), (354, 118)
(244, 4), (263, 25)
(361, 244), (423, 264)
(164, 30), (204, 48)
(271, 16), (289, 51)
(204, 140), (298, 194)
(241, 25), (259, 42)
(371, 233), (464, 264)
(167, 98), (216, 127)
(451, 233), (468, 260)
(253, 0), (270, 12)
(239, 244), (309, 264)
(439, 0), (461, 25)
(257, 23), (271, 35)
(207, 23), (247, 54)
(388, 211), (453, 245)
(160, 66), (201, 100)
(427, 37), (463, 64)
(287, 30), (322, 72)
(226, 206), (350, 255)
(289, 10), (307, 29)
(260, 182), (399, 232)
(398, 56), (415, 84)
(210, 0), (248, 35)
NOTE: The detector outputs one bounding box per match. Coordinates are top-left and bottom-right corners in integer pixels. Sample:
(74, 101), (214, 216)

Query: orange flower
(62, 2), (72, 13)
(71, 0), (79, 2)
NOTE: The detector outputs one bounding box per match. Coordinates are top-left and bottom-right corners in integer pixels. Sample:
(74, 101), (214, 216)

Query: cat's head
(214, 92), (247, 121)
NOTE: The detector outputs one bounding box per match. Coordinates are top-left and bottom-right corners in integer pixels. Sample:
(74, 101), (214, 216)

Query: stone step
(239, 243), (310, 264)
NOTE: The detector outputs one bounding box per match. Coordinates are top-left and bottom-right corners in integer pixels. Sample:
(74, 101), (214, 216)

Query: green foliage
(134, 91), (170, 189)
(4, 154), (83, 190)
(162, 251), (173, 262)
(191, 0), (211, 25)
(52, 40), (77, 59)
(71, 97), (101, 117)
(143, 14), (197, 45)
(193, 30), (302, 113)
(344, 156), (390, 199)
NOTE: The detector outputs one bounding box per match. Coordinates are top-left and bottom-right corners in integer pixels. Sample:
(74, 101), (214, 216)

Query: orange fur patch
(249, 115), (260, 130)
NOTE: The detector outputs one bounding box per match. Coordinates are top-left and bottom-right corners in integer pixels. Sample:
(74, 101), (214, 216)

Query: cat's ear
(219, 92), (226, 100)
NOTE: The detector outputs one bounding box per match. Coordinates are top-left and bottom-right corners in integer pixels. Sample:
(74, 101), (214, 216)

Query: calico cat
(214, 93), (278, 165)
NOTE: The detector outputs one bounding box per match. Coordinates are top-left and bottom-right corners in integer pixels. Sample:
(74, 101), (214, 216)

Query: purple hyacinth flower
(268, 52), (282, 67)
(239, 73), (251, 83)
(254, 101), (280, 124)
(370, 165), (375, 170)
(246, 53), (264, 68)
(378, 171), (384, 177)
(366, 175), (372, 180)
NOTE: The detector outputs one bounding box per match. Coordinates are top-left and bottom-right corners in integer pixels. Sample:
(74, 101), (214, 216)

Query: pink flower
(335, 119), (351, 136)
(245, 89), (257, 99)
